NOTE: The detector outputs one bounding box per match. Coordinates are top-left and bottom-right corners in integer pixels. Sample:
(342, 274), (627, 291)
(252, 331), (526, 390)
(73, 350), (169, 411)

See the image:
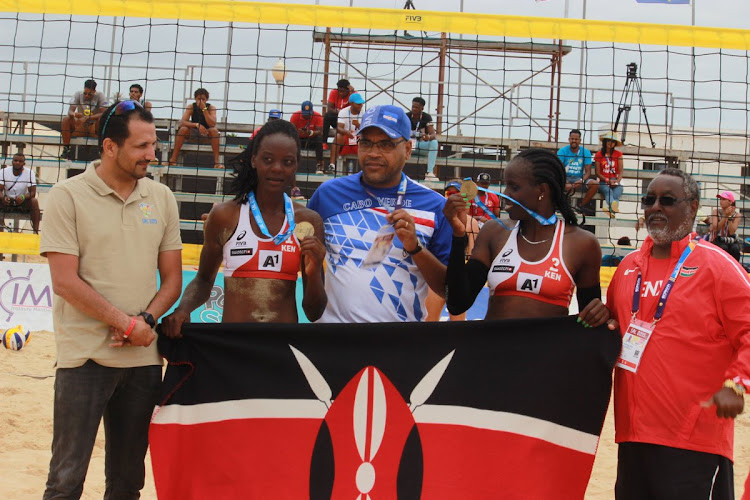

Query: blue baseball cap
(349, 93), (365, 104)
(268, 109), (282, 119)
(301, 101), (313, 116)
(446, 181), (461, 192)
(357, 105), (411, 141)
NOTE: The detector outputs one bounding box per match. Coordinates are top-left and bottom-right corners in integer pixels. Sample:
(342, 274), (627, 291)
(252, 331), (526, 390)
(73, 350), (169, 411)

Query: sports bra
(486, 219), (575, 308)
(223, 202), (301, 281)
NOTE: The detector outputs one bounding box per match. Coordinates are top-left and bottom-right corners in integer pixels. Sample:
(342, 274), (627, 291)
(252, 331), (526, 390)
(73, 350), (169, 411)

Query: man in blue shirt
(308, 105), (452, 323)
(557, 129), (598, 206)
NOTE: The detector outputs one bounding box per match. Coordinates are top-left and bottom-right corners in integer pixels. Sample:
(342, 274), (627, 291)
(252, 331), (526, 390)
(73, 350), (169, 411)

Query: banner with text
(0, 262), (53, 331)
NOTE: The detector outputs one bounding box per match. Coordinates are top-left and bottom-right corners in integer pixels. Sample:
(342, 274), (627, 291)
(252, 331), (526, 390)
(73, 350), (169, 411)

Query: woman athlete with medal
(162, 120), (327, 335)
(443, 148), (610, 325)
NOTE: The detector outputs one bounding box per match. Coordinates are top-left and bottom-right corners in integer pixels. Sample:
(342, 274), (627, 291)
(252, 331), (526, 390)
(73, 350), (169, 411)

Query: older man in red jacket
(606, 168), (750, 500)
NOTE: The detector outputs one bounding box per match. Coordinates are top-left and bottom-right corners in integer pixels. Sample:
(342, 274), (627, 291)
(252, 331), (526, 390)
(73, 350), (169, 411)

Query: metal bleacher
(1, 111), (748, 251)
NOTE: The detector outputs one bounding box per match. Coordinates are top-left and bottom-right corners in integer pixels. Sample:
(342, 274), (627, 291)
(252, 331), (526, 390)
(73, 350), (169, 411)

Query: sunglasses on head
(100, 100), (144, 139)
(640, 195), (692, 208)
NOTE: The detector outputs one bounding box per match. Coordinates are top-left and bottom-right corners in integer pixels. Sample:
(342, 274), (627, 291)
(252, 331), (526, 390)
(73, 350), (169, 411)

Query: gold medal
(460, 179), (478, 199)
(294, 221), (315, 239)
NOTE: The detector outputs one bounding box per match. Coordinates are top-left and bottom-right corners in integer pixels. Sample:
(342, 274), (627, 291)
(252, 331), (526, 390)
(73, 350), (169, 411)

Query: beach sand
(2, 330), (749, 499)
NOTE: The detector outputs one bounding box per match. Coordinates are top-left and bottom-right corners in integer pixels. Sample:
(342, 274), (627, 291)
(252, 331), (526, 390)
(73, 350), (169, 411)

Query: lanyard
(631, 238), (697, 322)
(412, 114), (421, 132)
(360, 172), (408, 213)
(247, 191), (296, 245)
(475, 184), (557, 226)
(575, 149), (585, 164)
(6, 170), (24, 192)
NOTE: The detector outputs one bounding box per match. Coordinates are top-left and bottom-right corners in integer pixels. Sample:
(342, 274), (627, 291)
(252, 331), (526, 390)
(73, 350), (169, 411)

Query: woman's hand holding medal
(443, 179), (475, 236)
(296, 221), (326, 277)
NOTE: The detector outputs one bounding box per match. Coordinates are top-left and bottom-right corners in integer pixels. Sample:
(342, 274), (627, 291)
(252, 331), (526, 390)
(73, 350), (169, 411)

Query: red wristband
(123, 317), (136, 340)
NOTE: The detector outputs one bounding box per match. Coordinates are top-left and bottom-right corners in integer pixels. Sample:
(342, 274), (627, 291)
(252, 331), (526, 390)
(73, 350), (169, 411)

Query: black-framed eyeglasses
(357, 138), (406, 153)
(640, 195), (692, 208)
(100, 100), (144, 139)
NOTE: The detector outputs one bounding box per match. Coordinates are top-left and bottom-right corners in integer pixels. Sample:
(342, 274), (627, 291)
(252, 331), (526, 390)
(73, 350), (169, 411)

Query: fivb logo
(0, 267), (52, 321)
(405, 13), (423, 23)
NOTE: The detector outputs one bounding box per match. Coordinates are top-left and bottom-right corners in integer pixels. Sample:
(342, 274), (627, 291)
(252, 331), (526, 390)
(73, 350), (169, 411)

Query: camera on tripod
(614, 62), (656, 148)
(626, 63), (638, 80)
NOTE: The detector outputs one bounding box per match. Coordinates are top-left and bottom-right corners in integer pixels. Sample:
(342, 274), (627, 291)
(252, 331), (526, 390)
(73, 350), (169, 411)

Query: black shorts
(615, 442), (734, 500)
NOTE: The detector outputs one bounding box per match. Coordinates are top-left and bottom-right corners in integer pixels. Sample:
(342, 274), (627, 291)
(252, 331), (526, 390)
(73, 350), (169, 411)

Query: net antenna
(613, 62), (656, 148)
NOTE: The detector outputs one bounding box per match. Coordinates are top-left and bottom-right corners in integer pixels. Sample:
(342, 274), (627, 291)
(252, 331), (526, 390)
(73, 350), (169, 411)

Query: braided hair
(232, 119), (301, 203)
(514, 148), (578, 226)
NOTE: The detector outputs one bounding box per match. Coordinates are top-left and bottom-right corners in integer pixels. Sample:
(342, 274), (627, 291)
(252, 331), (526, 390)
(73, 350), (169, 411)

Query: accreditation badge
(616, 319), (654, 373)
(362, 225), (396, 269)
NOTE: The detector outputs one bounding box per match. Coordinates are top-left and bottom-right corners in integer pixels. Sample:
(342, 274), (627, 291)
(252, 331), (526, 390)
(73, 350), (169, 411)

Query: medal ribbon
(473, 183), (558, 226)
(247, 191), (296, 245)
(360, 172), (408, 213)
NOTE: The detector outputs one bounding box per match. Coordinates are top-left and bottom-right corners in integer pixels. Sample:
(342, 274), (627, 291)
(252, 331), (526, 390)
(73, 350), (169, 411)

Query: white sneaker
(424, 172), (439, 181)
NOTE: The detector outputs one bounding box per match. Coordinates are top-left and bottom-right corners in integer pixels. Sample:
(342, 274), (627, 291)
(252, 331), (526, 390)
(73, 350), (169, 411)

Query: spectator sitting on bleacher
(0, 153), (40, 234)
(594, 131), (624, 218)
(328, 93), (364, 175)
(249, 109), (282, 141)
(169, 88), (221, 168)
(128, 84), (152, 112)
(707, 190), (743, 262)
(60, 79), (109, 160)
(291, 101), (325, 175)
(558, 129), (598, 209)
(322, 79), (354, 172)
(470, 172), (501, 223)
(406, 97), (439, 181)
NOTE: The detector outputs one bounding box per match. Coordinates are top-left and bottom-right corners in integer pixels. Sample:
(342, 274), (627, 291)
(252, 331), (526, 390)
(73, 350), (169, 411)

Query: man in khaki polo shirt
(40, 100), (183, 499)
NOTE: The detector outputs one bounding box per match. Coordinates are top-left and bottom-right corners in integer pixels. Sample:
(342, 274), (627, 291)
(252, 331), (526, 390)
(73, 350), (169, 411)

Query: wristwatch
(724, 379), (746, 397)
(405, 243), (423, 256)
(139, 311), (156, 329)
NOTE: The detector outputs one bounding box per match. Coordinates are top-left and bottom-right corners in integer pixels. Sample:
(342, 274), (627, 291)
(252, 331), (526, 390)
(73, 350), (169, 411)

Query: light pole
(690, 0), (696, 127)
(271, 58), (287, 109)
(576, 0), (588, 131)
